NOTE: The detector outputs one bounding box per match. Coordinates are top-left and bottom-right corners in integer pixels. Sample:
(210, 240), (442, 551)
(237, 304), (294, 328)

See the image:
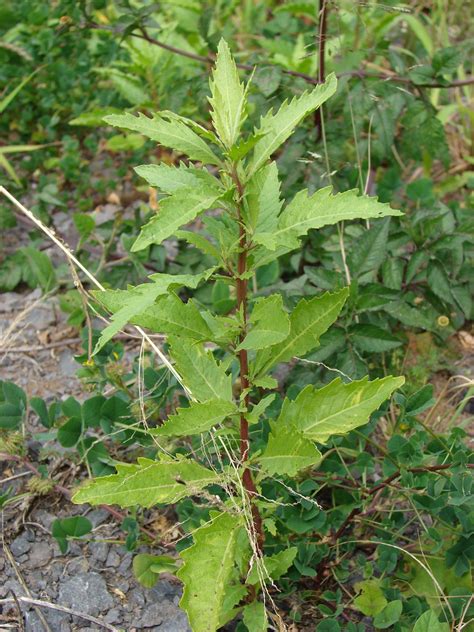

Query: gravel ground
(0, 287), (190, 631)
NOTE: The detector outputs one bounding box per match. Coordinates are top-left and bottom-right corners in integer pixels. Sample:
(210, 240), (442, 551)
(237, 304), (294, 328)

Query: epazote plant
(72, 40), (405, 631)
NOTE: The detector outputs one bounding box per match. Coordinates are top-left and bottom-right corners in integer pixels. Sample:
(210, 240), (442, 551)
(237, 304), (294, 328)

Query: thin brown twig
(86, 21), (474, 89)
(7, 591), (25, 632)
(2, 544), (52, 632)
(0, 597), (120, 632)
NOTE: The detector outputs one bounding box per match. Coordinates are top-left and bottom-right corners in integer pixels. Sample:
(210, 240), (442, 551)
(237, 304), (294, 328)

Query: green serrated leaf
(350, 324), (402, 353)
(72, 457), (219, 507)
(104, 112), (221, 165)
(254, 288), (349, 375)
(247, 547), (297, 584)
(348, 219), (392, 279)
(132, 188), (224, 252)
(152, 399), (237, 437)
(169, 336), (232, 402)
(135, 162), (222, 194)
(209, 39), (247, 149)
(130, 293), (213, 341)
(238, 294), (289, 351)
(257, 423), (321, 476)
(248, 74), (337, 175)
(92, 270), (213, 352)
(245, 162), (282, 233)
(243, 601), (267, 632)
(177, 512), (242, 632)
(255, 188), (401, 251)
(279, 376), (404, 443)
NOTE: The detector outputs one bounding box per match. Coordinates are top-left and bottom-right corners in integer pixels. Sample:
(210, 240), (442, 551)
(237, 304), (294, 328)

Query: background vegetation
(0, 1), (473, 630)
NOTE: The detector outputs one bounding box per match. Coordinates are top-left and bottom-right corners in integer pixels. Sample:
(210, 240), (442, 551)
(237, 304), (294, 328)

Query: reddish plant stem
(233, 173), (265, 555)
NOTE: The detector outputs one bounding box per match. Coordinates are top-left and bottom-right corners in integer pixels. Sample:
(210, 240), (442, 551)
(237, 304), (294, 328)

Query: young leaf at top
(279, 375), (405, 443)
(177, 512), (242, 632)
(72, 457), (219, 508)
(248, 73), (337, 175)
(237, 294), (290, 351)
(104, 112), (221, 165)
(254, 187), (403, 251)
(209, 39), (247, 149)
(169, 336), (233, 402)
(245, 161), (282, 235)
(253, 287), (349, 376)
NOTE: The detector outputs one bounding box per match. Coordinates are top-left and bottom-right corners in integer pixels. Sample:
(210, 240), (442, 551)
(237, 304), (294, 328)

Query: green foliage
(133, 553), (178, 588)
(69, 40), (405, 631)
(177, 512), (242, 632)
(1, 3), (472, 630)
(52, 516), (92, 554)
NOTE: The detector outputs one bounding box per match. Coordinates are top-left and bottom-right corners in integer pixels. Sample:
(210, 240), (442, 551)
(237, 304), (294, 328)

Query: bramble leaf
(104, 112), (221, 165)
(152, 399), (237, 437)
(169, 336), (233, 402)
(209, 39), (247, 149)
(177, 512), (242, 632)
(253, 288), (349, 375)
(279, 376), (405, 443)
(238, 294), (290, 351)
(72, 457), (219, 508)
(257, 423), (321, 476)
(255, 187), (402, 251)
(248, 73), (337, 175)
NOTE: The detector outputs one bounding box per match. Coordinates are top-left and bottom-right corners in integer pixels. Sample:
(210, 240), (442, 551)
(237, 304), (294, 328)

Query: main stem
(233, 169), (264, 555)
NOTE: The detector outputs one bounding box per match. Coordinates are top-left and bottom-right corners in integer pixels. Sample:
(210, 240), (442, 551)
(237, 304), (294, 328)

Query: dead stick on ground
(0, 185), (192, 400)
(0, 597), (120, 632)
(2, 543), (52, 632)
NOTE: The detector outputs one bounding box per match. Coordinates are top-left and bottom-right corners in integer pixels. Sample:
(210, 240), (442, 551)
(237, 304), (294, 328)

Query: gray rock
(26, 542), (52, 568)
(89, 541), (109, 563)
(104, 608), (121, 624)
(59, 349), (77, 377)
(0, 578), (23, 598)
(148, 580), (181, 601)
(105, 549), (121, 568)
(58, 572), (113, 615)
(118, 554), (131, 574)
(10, 532), (32, 556)
(139, 600), (190, 631)
(33, 509), (56, 529)
(127, 587), (146, 608)
(87, 508), (110, 527)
